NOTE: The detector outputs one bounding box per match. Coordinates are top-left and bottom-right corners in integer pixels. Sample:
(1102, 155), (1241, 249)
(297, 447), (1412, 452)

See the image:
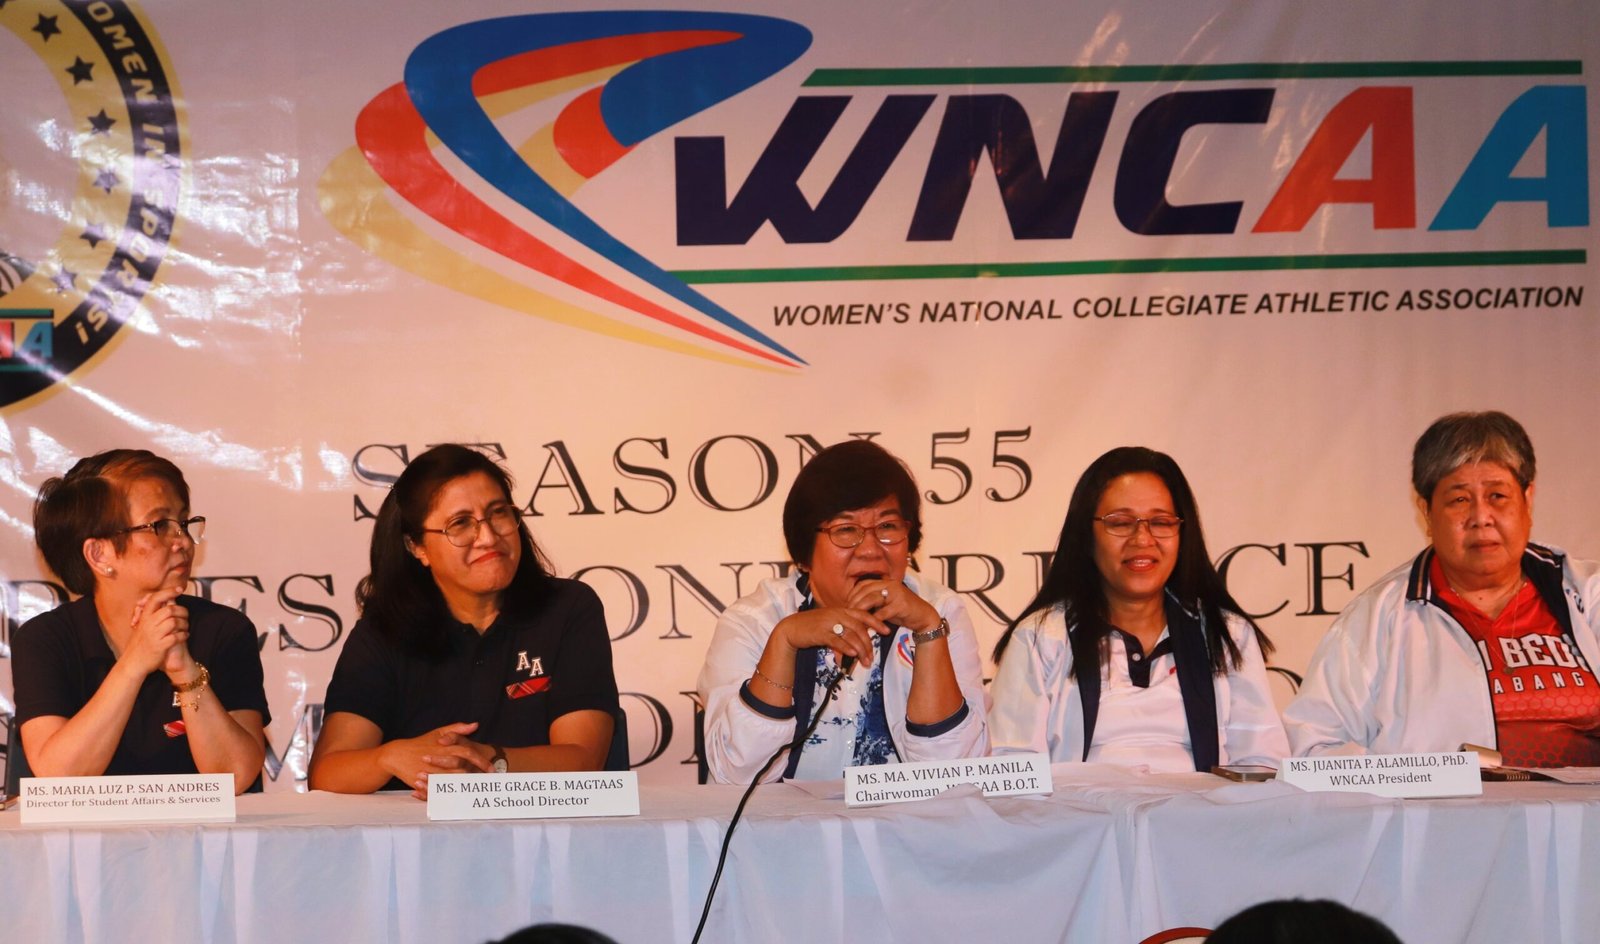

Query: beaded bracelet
(171, 662), (210, 710)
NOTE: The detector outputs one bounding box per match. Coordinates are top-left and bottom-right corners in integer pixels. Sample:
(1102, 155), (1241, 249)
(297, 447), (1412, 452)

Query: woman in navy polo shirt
(309, 444), (618, 797)
(12, 449), (269, 793)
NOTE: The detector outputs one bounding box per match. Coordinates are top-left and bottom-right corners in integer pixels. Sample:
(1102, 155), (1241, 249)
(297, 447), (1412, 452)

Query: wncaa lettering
(677, 80), (1588, 243)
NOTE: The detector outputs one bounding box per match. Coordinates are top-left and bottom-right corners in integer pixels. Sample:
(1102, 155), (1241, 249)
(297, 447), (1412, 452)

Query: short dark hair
(491, 924), (620, 944)
(34, 449), (191, 596)
(356, 444), (553, 659)
(1207, 898), (1403, 944)
(1411, 410), (1535, 502)
(781, 440), (922, 567)
(992, 446), (1269, 672)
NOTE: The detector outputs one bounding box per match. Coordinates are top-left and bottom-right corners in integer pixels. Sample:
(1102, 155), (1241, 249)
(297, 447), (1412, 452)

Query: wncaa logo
(0, 0), (180, 410)
(327, 11), (1589, 367)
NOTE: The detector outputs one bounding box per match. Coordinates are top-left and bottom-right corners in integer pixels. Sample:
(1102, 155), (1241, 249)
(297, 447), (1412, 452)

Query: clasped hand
(778, 579), (940, 670)
(124, 588), (191, 678)
(383, 722), (496, 799)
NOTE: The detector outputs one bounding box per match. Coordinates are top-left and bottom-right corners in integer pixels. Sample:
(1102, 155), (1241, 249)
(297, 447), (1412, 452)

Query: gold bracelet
(171, 662), (210, 710)
(751, 666), (793, 692)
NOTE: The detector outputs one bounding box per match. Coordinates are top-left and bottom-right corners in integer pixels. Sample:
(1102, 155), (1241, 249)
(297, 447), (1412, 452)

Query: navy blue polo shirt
(323, 577), (618, 790)
(12, 594), (271, 776)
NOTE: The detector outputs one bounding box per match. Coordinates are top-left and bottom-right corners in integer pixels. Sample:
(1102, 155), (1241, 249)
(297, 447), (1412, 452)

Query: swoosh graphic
(321, 12), (811, 368)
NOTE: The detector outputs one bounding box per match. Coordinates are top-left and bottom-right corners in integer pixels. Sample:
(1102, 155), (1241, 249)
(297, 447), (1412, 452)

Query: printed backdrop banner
(0, 0), (1594, 790)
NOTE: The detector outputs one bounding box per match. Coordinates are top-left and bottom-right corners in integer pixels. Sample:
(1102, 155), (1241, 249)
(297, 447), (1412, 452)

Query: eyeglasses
(107, 516), (206, 544)
(817, 519), (910, 549)
(1094, 514), (1182, 538)
(421, 505), (521, 547)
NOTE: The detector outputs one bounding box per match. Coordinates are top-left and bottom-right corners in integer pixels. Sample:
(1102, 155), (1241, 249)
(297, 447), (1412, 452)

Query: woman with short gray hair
(1410, 410), (1535, 503)
(1285, 411), (1600, 765)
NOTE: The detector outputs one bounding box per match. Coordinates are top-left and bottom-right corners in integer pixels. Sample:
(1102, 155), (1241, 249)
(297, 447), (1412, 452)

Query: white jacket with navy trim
(1284, 543), (1600, 757)
(988, 601), (1288, 769)
(697, 571), (989, 784)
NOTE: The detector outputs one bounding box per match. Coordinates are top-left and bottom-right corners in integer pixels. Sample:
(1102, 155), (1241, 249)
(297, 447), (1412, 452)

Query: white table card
(845, 752), (1053, 807)
(20, 774), (236, 825)
(427, 771), (640, 821)
(1278, 752), (1482, 798)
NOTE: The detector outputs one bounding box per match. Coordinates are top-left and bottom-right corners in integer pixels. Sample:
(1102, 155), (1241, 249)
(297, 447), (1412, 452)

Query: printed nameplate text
(428, 771), (640, 821)
(845, 752), (1053, 807)
(1278, 752), (1481, 798)
(20, 774), (235, 825)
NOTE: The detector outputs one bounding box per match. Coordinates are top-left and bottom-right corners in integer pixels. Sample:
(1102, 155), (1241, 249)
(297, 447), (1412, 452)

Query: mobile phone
(1211, 764), (1277, 782)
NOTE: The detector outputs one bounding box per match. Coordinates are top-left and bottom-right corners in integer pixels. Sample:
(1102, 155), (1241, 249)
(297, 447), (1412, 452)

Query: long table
(4, 765), (1599, 943)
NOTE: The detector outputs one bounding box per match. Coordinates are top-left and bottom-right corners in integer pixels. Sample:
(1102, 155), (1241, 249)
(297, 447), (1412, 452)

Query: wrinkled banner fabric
(0, 0), (1594, 789)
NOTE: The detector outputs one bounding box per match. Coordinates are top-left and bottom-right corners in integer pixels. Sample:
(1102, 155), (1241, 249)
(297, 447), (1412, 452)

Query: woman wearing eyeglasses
(697, 440), (987, 783)
(988, 447), (1286, 771)
(12, 449), (269, 793)
(309, 444), (617, 797)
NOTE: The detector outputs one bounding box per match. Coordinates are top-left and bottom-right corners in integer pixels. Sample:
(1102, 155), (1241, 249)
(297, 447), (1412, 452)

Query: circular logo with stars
(0, 0), (180, 410)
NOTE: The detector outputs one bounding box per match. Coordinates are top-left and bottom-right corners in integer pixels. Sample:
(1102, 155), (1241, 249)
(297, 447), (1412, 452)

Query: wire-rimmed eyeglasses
(420, 505), (521, 547)
(105, 516), (206, 544)
(1094, 514), (1182, 538)
(817, 520), (910, 549)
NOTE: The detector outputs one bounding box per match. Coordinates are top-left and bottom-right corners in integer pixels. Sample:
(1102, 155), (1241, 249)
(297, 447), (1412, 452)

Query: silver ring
(880, 588), (889, 599)
(832, 623), (845, 636)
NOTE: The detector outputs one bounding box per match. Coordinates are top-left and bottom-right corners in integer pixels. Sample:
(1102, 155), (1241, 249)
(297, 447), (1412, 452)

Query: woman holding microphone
(697, 439), (987, 782)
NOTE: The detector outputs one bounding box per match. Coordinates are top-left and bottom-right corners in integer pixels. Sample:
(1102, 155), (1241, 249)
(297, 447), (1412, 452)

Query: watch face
(492, 758), (508, 774)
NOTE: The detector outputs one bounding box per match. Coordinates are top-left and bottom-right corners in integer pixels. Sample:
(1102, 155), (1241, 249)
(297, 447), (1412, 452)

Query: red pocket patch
(505, 676), (552, 699)
(164, 720), (187, 739)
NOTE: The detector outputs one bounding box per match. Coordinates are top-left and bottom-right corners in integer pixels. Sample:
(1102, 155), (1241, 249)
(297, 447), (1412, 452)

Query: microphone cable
(690, 660), (853, 944)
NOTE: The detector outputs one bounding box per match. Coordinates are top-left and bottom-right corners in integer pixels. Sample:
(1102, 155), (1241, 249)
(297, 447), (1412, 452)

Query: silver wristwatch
(911, 618), (950, 645)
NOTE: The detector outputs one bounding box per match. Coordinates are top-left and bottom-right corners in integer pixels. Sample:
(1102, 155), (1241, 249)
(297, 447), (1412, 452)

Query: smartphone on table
(1210, 764), (1277, 782)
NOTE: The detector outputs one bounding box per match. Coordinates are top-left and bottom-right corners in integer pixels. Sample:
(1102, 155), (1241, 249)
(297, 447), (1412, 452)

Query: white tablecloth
(4, 765), (1599, 943)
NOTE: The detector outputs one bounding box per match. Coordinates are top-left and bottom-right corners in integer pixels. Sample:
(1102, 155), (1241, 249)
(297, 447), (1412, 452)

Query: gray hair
(1411, 411), (1535, 501)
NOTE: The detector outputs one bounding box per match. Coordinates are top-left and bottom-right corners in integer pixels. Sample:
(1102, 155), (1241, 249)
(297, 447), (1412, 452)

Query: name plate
(427, 771), (640, 821)
(20, 774), (235, 825)
(845, 753), (1053, 808)
(1278, 752), (1482, 798)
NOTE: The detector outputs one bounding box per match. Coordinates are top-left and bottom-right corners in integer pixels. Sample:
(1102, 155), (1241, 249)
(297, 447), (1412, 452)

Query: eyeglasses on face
(421, 504), (521, 547)
(817, 519), (910, 549)
(106, 516), (206, 544)
(1094, 514), (1182, 538)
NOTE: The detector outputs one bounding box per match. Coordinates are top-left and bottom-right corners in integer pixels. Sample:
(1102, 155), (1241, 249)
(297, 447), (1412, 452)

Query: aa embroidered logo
(0, 0), (181, 410)
(318, 11), (811, 370)
(508, 650), (551, 699)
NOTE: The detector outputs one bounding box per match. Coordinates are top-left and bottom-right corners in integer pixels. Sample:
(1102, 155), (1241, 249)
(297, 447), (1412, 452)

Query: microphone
(840, 621), (896, 678)
(837, 579), (897, 679)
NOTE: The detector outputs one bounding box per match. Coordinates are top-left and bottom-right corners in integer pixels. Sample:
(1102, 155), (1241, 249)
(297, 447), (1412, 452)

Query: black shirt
(324, 577), (618, 790)
(12, 595), (271, 776)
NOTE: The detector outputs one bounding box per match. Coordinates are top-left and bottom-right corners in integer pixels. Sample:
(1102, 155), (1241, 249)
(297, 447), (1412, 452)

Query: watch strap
(911, 619), (950, 645)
